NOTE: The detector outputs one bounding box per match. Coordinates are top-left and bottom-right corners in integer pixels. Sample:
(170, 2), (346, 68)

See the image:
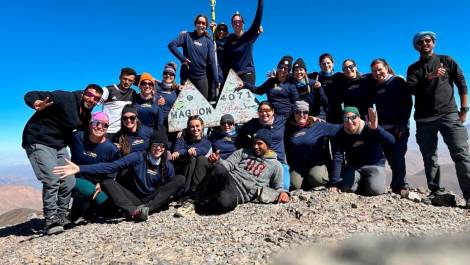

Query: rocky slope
(0, 189), (469, 264)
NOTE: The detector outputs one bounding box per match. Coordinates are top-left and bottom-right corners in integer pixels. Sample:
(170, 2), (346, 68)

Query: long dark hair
(145, 146), (169, 181)
(193, 14), (209, 37)
(118, 113), (141, 156)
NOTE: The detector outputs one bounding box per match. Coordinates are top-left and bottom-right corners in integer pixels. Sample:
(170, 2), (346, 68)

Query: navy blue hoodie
(69, 131), (121, 182)
(245, 78), (299, 116)
(373, 76), (412, 130)
(168, 31), (219, 83)
(331, 125), (395, 186)
(79, 151), (176, 196)
(208, 130), (238, 159)
(133, 94), (164, 130)
(225, 0), (263, 75)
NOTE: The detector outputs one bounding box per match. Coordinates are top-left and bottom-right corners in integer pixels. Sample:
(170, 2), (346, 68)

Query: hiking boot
(44, 215), (64, 235)
(130, 205), (149, 222)
(423, 191), (456, 207)
(174, 200), (195, 217)
(57, 212), (72, 229)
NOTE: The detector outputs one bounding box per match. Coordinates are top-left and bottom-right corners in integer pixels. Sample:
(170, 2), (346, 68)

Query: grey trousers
(341, 165), (386, 196)
(290, 165), (329, 190)
(416, 112), (470, 199)
(25, 144), (76, 218)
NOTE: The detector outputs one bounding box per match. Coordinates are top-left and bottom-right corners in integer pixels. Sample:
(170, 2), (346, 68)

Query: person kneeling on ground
(329, 107), (395, 195)
(175, 128), (289, 217)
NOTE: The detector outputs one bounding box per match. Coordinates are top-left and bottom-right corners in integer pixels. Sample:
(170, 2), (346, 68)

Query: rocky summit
(1, 189), (469, 264)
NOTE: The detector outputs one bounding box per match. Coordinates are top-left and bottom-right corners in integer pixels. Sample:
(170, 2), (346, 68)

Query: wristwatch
(461, 106), (469, 113)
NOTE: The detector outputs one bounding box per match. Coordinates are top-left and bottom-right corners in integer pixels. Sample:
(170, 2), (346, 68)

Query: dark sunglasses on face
(343, 114), (358, 122)
(122, 115), (137, 122)
(342, 64), (355, 71)
(90, 120), (109, 129)
(140, 81), (154, 87)
(417, 38), (432, 46)
(295, 110), (309, 115)
(221, 121), (234, 126)
(84, 91), (101, 101)
(163, 72), (175, 77)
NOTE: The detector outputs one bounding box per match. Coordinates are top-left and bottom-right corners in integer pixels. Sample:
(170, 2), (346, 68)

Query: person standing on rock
(168, 14), (219, 100)
(329, 107), (395, 196)
(22, 84), (103, 235)
(225, 0), (264, 85)
(371, 58), (412, 194)
(407, 31), (470, 208)
(174, 128), (288, 217)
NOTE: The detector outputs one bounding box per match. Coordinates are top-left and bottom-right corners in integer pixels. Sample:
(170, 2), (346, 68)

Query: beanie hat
(220, 114), (235, 124)
(277, 55), (293, 72)
(150, 128), (170, 147)
(91, 112), (109, 124)
(413, 31), (437, 49)
(293, 58), (307, 72)
(342, 106), (360, 116)
(253, 128), (272, 147)
(294, 101), (309, 112)
(163, 62), (177, 75)
(139, 72), (155, 85)
(121, 104), (138, 116)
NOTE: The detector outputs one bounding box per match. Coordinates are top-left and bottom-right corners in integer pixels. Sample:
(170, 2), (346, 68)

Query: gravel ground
(1, 189), (469, 264)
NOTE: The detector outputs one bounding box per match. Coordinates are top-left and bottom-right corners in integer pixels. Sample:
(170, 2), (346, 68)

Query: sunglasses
(122, 115), (137, 122)
(342, 64), (355, 72)
(295, 110), (309, 115)
(343, 114), (358, 122)
(163, 72), (175, 77)
(221, 121), (234, 126)
(84, 91), (101, 101)
(417, 38), (433, 46)
(140, 81), (154, 87)
(258, 108), (273, 113)
(90, 120), (109, 129)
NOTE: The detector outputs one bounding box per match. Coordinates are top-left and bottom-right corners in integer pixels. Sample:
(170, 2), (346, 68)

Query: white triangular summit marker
(214, 69), (258, 124)
(168, 80), (218, 132)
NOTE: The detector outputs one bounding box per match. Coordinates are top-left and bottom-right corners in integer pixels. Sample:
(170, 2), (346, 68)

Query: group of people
(22, 0), (470, 236)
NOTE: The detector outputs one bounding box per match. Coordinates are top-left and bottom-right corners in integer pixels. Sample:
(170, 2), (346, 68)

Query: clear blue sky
(1, 0), (469, 166)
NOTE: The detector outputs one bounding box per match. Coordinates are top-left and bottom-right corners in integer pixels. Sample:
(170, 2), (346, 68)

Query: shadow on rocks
(0, 218), (44, 238)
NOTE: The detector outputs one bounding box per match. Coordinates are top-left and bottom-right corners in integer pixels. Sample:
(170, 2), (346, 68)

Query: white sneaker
(174, 201), (195, 217)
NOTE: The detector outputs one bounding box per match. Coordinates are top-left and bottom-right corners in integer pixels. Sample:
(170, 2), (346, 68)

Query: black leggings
(101, 174), (185, 215)
(193, 163), (239, 214)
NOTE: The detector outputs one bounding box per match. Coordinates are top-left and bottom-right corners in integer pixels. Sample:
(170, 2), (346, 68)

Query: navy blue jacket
(69, 131), (121, 182)
(339, 73), (374, 119)
(308, 72), (344, 123)
(331, 125), (395, 186)
(225, 0), (263, 75)
(208, 130), (238, 159)
(155, 82), (178, 121)
(237, 115), (287, 162)
(174, 134), (211, 159)
(80, 151), (176, 196)
(133, 94), (164, 129)
(373, 76), (412, 130)
(112, 125), (153, 153)
(286, 122), (341, 172)
(168, 31), (219, 83)
(295, 79), (328, 118)
(245, 78), (299, 116)
(22, 90), (91, 149)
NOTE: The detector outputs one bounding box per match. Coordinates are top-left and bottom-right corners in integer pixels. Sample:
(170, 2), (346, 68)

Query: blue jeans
(416, 112), (470, 199)
(25, 144), (76, 218)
